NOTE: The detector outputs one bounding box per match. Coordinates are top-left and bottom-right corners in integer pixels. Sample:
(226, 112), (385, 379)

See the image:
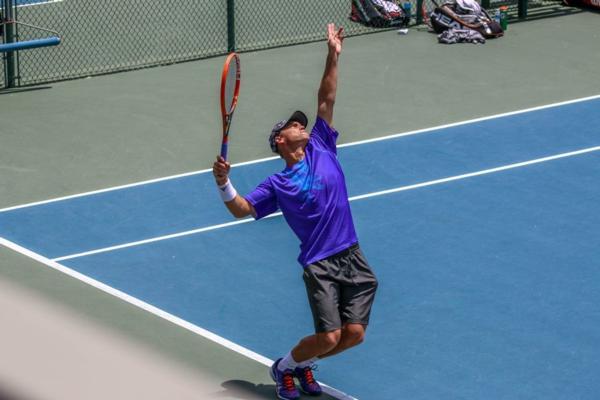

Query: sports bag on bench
(350, 0), (409, 27)
(430, 0), (503, 38)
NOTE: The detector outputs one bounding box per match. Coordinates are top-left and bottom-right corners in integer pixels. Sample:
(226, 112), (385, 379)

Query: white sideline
(0, 236), (357, 400)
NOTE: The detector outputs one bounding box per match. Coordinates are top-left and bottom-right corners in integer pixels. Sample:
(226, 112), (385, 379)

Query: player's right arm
(213, 156), (256, 218)
(317, 23), (343, 127)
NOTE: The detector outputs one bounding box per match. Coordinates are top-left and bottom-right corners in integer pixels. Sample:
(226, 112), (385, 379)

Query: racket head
(220, 52), (241, 120)
(220, 52), (240, 160)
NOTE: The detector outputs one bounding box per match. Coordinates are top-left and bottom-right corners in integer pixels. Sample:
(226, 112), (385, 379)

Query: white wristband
(217, 179), (237, 202)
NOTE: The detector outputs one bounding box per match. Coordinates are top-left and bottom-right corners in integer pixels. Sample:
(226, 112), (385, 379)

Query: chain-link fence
(488, 0), (577, 19)
(1, 0), (574, 89)
(2, 0), (228, 88)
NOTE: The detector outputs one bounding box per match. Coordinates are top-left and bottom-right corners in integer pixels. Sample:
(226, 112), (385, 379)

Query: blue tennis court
(1, 96), (599, 399)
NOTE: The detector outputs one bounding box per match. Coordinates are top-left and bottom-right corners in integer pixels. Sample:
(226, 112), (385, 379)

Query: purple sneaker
(294, 365), (322, 396)
(270, 358), (300, 400)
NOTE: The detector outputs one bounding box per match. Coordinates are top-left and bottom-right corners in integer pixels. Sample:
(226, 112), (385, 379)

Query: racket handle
(220, 143), (228, 160)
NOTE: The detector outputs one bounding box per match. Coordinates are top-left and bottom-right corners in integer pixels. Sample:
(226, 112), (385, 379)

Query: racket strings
(224, 59), (239, 111)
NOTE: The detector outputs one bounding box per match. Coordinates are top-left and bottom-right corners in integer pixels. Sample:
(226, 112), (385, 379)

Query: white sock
(278, 352), (299, 372)
(297, 357), (319, 369)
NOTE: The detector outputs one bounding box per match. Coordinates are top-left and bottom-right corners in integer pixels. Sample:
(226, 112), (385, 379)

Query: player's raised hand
(327, 23), (344, 56)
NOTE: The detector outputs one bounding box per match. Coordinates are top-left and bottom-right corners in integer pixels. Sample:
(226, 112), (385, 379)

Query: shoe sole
(299, 387), (322, 396)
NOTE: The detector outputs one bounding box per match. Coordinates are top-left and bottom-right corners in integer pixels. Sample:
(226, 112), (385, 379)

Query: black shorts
(303, 244), (378, 333)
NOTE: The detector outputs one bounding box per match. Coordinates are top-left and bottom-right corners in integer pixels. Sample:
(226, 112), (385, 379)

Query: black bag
(350, 0), (409, 28)
(430, 1), (503, 38)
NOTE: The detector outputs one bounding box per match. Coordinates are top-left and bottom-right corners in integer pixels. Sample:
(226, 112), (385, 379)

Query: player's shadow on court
(211, 380), (339, 399)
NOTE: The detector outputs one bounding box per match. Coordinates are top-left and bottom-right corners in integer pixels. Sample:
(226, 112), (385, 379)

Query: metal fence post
(3, 0), (18, 88)
(3, 0), (17, 88)
(416, 0), (424, 25)
(518, 0), (528, 19)
(227, 0), (235, 52)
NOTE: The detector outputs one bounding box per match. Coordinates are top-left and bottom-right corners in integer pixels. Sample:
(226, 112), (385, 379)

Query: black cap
(268, 110), (308, 153)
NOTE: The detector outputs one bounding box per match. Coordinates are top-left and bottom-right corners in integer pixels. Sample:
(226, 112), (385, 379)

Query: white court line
(0, 236), (357, 400)
(52, 217), (268, 262)
(52, 145), (600, 262)
(1, 93), (599, 214)
(18, 0), (63, 8)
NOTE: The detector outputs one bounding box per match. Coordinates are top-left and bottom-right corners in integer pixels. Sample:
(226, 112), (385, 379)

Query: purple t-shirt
(245, 117), (358, 267)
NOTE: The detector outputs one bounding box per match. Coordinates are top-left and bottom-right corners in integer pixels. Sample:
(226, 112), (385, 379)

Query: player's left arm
(317, 23), (343, 128)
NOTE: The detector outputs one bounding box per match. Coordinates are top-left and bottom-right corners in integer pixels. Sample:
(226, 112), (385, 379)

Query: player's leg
(271, 257), (343, 397)
(320, 245), (378, 358)
(292, 329), (342, 360)
(316, 322), (366, 358)
(272, 330), (341, 399)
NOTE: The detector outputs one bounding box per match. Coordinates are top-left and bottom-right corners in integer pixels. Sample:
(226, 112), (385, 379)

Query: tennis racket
(219, 52), (241, 161)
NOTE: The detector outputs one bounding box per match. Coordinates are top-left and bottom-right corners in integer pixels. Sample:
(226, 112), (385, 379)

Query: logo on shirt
(287, 161), (324, 205)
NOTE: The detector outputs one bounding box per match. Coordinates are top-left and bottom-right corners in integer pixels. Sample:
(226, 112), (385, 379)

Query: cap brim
(286, 110), (308, 128)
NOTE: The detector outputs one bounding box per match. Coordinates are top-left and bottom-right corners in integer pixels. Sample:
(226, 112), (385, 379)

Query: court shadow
(0, 383), (35, 400)
(209, 380), (273, 399)
(209, 380), (340, 399)
(0, 86), (52, 95)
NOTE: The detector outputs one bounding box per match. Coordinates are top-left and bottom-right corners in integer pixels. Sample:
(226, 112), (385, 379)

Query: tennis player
(213, 23), (378, 400)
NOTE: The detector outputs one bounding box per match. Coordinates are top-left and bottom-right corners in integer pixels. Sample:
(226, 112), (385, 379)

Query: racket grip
(220, 143), (228, 160)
